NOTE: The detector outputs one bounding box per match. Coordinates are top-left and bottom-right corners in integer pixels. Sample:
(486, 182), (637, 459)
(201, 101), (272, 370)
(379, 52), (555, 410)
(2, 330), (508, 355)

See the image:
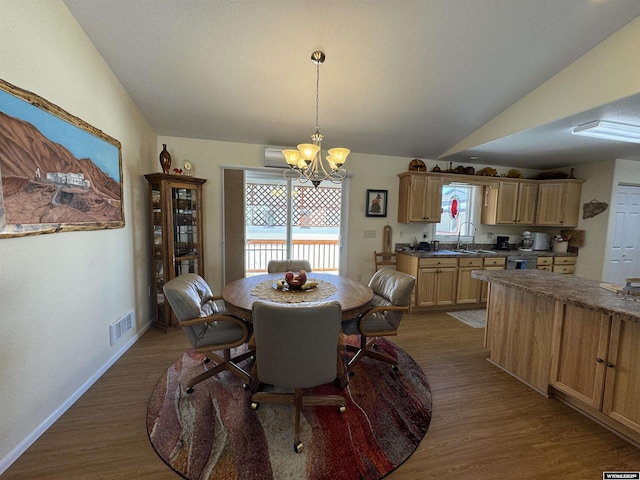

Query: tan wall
(0, 0), (157, 467)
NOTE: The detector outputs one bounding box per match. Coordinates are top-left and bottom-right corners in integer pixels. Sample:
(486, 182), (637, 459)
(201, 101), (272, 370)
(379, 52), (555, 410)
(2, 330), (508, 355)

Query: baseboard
(0, 319), (153, 476)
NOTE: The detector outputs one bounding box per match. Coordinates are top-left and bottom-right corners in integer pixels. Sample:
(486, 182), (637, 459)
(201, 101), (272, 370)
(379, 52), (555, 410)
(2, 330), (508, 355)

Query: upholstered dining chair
(250, 300), (345, 453)
(342, 269), (415, 373)
(163, 273), (253, 392)
(267, 259), (312, 273)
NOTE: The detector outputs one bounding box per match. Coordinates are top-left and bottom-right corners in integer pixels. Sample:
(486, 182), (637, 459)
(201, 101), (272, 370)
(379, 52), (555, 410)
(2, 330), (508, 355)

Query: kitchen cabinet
(480, 257), (506, 302)
(485, 283), (555, 394)
(481, 180), (538, 225)
(456, 257), (483, 304)
(536, 255), (575, 274)
(552, 256), (575, 274)
(397, 172), (443, 223)
(417, 257), (457, 307)
(536, 256), (553, 272)
(535, 179), (583, 227)
(145, 173), (207, 331)
(397, 252), (506, 309)
(551, 305), (640, 435)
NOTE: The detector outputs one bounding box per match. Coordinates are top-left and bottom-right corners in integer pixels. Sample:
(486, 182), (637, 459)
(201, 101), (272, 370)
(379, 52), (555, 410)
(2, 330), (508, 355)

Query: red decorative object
(449, 195), (459, 219)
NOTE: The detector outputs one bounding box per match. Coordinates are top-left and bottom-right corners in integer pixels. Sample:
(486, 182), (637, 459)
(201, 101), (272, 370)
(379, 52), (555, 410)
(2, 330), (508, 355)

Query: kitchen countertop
(397, 249), (577, 258)
(472, 269), (640, 324)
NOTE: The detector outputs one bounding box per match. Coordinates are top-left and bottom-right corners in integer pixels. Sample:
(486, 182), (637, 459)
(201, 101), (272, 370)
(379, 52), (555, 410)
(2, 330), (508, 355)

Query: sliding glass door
(244, 170), (344, 276)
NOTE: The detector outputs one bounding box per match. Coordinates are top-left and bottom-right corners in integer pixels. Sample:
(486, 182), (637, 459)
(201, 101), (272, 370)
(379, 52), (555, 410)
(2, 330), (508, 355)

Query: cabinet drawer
(553, 265), (575, 274)
(554, 256), (576, 265)
(537, 265), (553, 272)
(484, 257), (506, 267)
(419, 257), (458, 268)
(459, 257), (483, 267)
(537, 256), (553, 266)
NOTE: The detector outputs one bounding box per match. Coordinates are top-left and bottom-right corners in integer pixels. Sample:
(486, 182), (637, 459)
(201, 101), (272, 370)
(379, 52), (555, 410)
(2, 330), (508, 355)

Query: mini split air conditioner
(264, 146), (294, 169)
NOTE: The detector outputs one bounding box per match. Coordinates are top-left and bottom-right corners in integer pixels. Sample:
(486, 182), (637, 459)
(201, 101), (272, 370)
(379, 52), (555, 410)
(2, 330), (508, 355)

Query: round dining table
(221, 272), (373, 321)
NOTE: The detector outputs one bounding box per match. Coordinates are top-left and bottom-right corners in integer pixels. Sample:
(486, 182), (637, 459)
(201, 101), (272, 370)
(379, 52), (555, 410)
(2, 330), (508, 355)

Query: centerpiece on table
(274, 270), (318, 291)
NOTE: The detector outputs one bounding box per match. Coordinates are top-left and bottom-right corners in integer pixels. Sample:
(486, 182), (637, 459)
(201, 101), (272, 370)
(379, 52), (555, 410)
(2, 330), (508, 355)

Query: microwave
(531, 232), (551, 251)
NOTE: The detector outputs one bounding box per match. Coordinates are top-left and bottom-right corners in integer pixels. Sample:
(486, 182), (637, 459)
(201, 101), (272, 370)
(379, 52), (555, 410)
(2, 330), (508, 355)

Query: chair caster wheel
(348, 371), (355, 377)
(204, 357), (211, 364)
(243, 383), (250, 390)
(294, 441), (304, 453)
(250, 402), (259, 410)
(373, 343), (378, 350)
(392, 365), (399, 372)
(339, 405), (346, 414)
(186, 386), (194, 394)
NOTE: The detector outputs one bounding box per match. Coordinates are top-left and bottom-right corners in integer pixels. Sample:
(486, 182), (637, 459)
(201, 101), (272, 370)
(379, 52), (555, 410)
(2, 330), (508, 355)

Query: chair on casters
(163, 273), (253, 393)
(250, 300), (345, 453)
(267, 259), (312, 273)
(342, 269), (415, 374)
(374, 251), (397, 270)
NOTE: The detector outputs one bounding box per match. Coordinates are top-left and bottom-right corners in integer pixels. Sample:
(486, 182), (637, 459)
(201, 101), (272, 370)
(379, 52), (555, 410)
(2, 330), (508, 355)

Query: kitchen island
(473, 269), (640, 446)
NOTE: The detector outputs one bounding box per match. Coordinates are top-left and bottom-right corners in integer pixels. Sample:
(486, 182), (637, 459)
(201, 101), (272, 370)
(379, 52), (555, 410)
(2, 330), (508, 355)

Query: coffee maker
(496, 236), (510, 250)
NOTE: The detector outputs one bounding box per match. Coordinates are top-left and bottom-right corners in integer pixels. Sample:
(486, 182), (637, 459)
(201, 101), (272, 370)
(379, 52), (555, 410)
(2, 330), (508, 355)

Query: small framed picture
(366, 189), (388, 217)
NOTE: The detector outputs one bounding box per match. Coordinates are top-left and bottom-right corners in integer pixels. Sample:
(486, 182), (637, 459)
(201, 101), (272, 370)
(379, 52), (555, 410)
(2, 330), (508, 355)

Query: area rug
(147, 337), (432, 480)
(447, 309), (486, 328)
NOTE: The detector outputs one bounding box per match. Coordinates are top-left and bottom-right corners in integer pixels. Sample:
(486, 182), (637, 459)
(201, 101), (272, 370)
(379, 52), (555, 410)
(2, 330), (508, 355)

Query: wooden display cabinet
(145, 173), (207, 331)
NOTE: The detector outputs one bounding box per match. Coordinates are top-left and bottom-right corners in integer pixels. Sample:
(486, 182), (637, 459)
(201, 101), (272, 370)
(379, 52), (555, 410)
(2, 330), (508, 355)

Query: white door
(607, 184), (640, 283)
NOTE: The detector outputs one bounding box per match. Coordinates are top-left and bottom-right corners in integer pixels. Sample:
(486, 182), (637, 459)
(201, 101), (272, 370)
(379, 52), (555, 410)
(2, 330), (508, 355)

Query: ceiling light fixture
(282, 51), (349, 187)
(572, 120), (640, 144)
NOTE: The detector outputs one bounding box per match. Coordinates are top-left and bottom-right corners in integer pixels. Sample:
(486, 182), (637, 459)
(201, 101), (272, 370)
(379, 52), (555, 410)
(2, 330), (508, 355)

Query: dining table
(221, 272), (374, 321)
(222, 272), (373, 389)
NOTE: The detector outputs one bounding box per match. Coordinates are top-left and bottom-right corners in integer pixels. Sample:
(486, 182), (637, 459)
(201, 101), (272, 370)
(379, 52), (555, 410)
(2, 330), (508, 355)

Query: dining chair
(374, 251), (397, 270)
(163, 273), (254, 392)
(250, 300), (345, 453)
(342, 269), (415, 373)
(267, 259), (312, 273)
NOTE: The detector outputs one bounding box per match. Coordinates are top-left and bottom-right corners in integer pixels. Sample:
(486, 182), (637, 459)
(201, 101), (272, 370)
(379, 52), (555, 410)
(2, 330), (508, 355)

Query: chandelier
(282, 51), (350, 187)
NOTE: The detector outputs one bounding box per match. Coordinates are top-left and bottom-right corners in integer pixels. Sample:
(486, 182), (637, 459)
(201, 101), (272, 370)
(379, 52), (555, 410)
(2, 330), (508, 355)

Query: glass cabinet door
(145, 173), (206, 331)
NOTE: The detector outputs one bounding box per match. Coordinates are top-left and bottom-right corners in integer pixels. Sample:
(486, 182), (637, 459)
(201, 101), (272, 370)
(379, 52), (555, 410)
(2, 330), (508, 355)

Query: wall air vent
(109, 310), (135, 346)
(264, 146), (293, 169)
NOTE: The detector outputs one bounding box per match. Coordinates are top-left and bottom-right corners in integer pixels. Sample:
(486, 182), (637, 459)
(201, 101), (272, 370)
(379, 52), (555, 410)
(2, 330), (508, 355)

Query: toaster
(531, 232), (551, 251)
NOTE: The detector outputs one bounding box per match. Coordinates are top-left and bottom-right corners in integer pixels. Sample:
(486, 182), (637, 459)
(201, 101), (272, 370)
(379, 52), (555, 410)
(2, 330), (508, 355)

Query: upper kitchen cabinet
(481, 179), (538, 225)
(398, 172), (443, 223)
(535, 179), (583, 227)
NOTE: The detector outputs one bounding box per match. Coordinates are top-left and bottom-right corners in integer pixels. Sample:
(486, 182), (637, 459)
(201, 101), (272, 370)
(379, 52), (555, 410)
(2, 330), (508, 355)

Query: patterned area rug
(147, 338), (432, 480)
(447, 309), (487, 328)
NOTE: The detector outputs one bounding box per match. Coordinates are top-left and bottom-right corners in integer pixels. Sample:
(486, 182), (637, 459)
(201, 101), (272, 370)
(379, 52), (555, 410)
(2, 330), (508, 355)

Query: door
(244, 170), (345, 276)
(607, 184), (640, 283)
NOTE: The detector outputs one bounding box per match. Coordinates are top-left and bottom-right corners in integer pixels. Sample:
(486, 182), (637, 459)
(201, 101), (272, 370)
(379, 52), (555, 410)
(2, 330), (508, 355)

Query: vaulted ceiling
(64, 0), (640, 170)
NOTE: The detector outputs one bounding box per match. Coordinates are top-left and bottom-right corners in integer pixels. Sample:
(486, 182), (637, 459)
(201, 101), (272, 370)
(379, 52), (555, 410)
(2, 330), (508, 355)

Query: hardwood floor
(3, 312), (639, 479)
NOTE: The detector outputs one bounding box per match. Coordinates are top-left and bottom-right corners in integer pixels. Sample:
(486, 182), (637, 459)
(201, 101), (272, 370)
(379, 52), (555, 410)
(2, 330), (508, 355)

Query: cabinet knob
(596, 357), (604, 363)
(607, 362), (615, 368)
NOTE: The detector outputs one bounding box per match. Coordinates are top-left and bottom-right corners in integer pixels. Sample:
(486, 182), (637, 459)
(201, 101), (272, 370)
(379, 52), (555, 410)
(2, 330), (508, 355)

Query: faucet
(456, 221), (476, 250)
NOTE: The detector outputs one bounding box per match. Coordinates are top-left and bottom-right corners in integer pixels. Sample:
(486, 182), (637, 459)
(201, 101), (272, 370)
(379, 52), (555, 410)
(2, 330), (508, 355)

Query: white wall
(0, 1), (157, 470)
(573, 159), (616, 280)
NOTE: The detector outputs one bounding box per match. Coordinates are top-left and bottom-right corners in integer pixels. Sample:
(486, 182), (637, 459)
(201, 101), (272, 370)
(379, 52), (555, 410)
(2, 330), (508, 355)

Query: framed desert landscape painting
(0, 79), (124, 238)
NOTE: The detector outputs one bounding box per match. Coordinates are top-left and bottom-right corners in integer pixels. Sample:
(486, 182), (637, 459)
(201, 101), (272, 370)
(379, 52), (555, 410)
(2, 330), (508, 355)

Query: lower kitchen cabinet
(417, 257), (458, 307)
(456, 257), (483, 304)
(551, 304), (640, 435)
(480, 257), (506, 302)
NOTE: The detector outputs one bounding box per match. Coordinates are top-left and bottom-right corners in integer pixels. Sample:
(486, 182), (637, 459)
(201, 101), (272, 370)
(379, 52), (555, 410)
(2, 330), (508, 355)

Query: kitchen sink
(430, 250), (462, 255)
(455, 249), (499, 254)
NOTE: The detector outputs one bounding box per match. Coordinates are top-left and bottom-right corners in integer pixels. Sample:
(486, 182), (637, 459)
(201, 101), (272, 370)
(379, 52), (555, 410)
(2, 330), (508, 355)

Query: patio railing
(246, 239), (339, 273)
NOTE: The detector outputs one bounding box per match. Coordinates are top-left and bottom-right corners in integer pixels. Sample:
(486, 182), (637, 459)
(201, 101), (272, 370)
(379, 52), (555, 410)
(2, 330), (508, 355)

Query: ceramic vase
(159, 144), (172, 174)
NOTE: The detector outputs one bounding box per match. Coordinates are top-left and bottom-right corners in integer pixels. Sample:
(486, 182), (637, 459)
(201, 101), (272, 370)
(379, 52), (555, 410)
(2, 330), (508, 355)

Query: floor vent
(109, 310), (135, 346)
